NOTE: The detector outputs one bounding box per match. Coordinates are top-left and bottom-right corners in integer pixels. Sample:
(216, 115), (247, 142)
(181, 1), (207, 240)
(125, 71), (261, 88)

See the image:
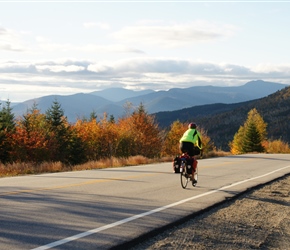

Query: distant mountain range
(154, 84), (290, 150)
(6, 80), (289, 122)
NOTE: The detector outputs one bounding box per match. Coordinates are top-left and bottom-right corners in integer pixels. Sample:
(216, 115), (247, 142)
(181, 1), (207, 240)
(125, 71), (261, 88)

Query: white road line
(32, 165), (290, 250)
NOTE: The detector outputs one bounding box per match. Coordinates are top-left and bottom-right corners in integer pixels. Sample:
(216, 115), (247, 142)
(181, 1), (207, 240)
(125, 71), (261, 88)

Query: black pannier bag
(173, 156), (181, 173)
(186, 157), (193, 174)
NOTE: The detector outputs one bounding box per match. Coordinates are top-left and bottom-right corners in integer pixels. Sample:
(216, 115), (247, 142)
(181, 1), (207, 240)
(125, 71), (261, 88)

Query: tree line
(0, 100), (288, 167)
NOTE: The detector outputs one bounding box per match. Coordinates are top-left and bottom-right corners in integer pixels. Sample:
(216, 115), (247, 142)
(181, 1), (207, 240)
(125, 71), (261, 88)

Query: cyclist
(179, 122), (202, 185)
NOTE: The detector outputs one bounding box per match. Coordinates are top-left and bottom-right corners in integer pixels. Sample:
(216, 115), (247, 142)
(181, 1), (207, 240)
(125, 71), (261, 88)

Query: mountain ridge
(7, 80), (289, 122)
(154, 85), (290, 151)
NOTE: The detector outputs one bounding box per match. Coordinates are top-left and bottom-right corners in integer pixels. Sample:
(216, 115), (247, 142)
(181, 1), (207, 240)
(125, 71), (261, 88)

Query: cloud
(34, 41), (144, 55)
(1, 58), (290, 102)
(1, 58), (290, 89)
(36, 64), (85, 73)
(87, 58), (252, 78)
(112, 21), (236, 47)
(0, 26), (26, 52)
(252, 63), (290, 74)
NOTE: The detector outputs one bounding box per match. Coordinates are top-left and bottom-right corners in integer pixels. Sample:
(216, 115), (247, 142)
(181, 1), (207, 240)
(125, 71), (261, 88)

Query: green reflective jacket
(179, 128), (202, 149)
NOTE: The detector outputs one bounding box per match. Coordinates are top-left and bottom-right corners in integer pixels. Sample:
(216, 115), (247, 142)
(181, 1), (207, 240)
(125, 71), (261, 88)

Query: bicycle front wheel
(180, 167), (189, 189)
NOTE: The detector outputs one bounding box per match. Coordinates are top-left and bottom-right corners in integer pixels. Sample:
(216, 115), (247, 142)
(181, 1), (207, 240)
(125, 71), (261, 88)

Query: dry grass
(264, 140), (290, 153)
(0, 155), (173, 177)
(203, 149), (231, 158)
(0, 161), (66, 177)
(0, 150), (230, 177)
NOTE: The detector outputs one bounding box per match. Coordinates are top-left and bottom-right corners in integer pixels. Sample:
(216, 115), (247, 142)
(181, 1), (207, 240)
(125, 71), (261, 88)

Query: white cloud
(252, 63), (290, 74)
(36, 64), (85, 73)
(0, 26), (26, 52)
(1, 58), (290, 102)
(82, 44), (144, 54)
(112, 21), (237, 47)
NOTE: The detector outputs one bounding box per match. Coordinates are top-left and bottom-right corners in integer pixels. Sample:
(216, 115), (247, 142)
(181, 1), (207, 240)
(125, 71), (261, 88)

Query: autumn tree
(198, 127), (215, 154)
(11, 105), (51, 162)
(74, 119), (101, 161)
(97, 113), (119, 159)
(230, 108), (267, 154)
(132, 103), (162, 158)
(162, 121), (214, 157)
(162, 120), (187, 157)
(115, 116), (136, 158)
(230, 126), (245, 154)
(118, 103), (162, 158)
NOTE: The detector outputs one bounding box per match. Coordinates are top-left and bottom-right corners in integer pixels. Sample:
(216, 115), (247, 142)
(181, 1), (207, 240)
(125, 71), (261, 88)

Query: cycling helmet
(188, 122), (197, 129)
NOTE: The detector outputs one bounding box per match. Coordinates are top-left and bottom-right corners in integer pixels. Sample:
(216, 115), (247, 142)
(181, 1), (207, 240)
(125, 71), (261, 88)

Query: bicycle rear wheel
(192, 166), (198, 187)
(180, 167), (189, 189)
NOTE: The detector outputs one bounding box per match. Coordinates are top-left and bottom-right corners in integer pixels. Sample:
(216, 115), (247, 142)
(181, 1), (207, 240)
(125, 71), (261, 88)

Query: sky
(1, 1), (290, 102)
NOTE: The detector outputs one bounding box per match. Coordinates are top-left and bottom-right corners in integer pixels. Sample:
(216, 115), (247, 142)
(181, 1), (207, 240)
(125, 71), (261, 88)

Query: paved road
(1, 154), (290, 250)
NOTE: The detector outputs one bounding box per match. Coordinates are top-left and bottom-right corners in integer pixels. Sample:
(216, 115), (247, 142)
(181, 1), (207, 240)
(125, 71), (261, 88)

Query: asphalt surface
(1, 154), (290, 250)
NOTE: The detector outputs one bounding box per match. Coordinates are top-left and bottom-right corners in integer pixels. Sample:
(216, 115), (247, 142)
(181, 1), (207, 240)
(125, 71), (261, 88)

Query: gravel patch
(129, 174), (290, 250)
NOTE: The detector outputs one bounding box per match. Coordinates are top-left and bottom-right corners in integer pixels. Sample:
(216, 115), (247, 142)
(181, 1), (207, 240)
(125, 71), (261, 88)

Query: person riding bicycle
(179, 122), (202, 185)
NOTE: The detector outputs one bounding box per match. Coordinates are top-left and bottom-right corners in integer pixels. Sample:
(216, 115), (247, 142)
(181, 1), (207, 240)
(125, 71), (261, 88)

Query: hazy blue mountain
(9, 80), (289, 122)
(12, 93), (115, 122)
(90, 88), (154, 102)
(154, 85), (290, 150)
(115, 80), (288, 113)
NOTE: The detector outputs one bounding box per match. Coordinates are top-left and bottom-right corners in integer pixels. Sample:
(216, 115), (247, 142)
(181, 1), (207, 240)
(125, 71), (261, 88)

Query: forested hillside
(155, 86), (290, 150)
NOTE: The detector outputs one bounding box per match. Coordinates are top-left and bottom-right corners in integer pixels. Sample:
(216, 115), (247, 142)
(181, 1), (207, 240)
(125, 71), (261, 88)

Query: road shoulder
(131, 174), (290, 250)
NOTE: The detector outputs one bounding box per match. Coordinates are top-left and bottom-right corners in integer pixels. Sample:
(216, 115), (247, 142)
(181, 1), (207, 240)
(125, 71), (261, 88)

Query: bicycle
(180, 154), (198, 189)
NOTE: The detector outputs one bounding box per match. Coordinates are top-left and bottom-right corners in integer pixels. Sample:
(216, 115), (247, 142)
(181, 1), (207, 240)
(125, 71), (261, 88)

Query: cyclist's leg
(191, 146), (200, 177)
(185, 143), (195, 178)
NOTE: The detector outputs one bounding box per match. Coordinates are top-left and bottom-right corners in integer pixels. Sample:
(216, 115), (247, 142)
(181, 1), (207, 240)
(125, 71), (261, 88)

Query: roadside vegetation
(0, 100), (289, 177)
(229, 108), (290, 154)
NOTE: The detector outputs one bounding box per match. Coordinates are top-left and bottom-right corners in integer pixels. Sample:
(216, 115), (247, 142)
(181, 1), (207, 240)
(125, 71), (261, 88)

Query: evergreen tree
(45, 100), (85, 164)
(46, 99), (65, 128)
(65, 127), (86, 165)
(89, 110), (97, 122)
(109, 114), (115, 124)
(0, 101), (15, 162)
(245, 108), (267, 141)
(45, 100), (70, 162)
(230, 108), (266, 154)
(242, 120), (264, 153)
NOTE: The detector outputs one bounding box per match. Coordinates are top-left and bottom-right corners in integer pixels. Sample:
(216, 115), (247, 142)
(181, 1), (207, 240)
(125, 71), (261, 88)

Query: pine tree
(46, 99), (65, 128)
(230, 108), (266, 154)
(45, 100), (70, 162)
(242, 120), (264, 153)
(0, 101), (15, 162)
(245, 108), (267, 141)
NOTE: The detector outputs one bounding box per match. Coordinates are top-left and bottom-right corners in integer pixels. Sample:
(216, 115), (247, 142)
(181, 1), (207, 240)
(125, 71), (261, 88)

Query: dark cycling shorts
(179, 141), (201, 157)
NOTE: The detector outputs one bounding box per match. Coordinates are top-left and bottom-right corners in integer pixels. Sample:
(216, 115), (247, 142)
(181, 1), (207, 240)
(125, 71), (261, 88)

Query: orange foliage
(11, 110), (52, 162)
